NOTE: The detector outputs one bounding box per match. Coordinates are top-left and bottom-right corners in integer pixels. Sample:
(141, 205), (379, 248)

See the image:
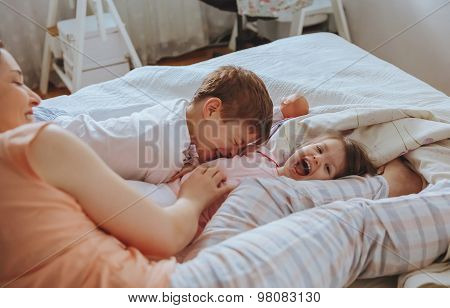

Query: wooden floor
(37, 46), (232, 99)
(157, 46), (231, 66)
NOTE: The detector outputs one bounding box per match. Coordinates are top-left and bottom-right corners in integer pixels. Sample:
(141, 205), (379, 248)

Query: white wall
(343, 0), (450, 95)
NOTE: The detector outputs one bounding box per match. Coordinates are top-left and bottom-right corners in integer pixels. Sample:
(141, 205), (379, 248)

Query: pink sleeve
(181, 154), (278, 187)
(210, 154), (278, 185)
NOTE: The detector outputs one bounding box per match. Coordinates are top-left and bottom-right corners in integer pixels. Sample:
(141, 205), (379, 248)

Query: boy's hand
(178, 166), (236, 212)
(280, 94), (309, 119)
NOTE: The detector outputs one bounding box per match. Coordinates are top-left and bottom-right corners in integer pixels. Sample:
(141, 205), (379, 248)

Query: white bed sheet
(42, 33), (449, 119)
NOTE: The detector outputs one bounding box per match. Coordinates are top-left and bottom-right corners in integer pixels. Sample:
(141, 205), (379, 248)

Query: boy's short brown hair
(192, 66), (273, 145)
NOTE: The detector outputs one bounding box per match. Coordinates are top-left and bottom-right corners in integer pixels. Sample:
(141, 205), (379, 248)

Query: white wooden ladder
(39, 0), (142, 94)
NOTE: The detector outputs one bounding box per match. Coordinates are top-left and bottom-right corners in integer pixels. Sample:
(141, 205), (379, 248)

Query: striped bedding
(171, 177), (450, 287)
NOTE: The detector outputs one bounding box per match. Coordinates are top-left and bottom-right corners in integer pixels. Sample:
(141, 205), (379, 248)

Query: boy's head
(278, 133), (377, 181)
(187, 66), (273, 162)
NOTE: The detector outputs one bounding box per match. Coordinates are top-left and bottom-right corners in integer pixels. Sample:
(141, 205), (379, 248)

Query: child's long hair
(340, 136), (377, 177)
(300, 132), (377, 178)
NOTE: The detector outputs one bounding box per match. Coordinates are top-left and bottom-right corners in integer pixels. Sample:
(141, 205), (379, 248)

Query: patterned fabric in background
(237, 0), (312, 17)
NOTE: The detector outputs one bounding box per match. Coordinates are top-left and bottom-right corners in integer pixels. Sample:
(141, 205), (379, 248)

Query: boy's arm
(54, 108), (185, 184)
(53, 113), (148, 181)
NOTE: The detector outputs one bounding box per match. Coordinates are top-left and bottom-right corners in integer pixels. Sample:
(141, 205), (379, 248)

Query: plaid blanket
(171, 176), (450, 287)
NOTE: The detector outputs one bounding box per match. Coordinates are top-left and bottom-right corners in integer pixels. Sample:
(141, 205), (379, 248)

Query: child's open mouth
(295, 158), (311, 176)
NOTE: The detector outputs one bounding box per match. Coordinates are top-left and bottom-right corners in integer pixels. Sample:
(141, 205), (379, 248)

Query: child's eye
(316, 145), (323, 154)
(325, 164), (331, 175)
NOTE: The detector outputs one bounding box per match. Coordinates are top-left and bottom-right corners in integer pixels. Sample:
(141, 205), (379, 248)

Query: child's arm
(28, 125), (235, 258)
(273, 94), (310, 122)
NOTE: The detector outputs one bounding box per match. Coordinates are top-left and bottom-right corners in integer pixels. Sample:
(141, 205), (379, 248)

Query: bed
(41, 33), (450, 287)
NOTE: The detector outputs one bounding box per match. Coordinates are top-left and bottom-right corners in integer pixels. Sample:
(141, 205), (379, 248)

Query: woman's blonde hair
(300, 132), (377, 178)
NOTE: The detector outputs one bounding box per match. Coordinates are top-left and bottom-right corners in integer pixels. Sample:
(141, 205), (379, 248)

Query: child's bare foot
(380, 158), (423, 197)
(280, 94), (309, 119)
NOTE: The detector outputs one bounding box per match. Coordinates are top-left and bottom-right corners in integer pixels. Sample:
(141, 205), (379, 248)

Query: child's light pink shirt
(168, 152), (278, 194)
(0, 123), (175, 287)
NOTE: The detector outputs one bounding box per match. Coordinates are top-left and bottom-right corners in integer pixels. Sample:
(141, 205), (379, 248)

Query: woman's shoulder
(0, 123), (51, 180)
(1, 122), (74, 155)
(0, 122), (51, 160)
(29, 122), (72, 143)
(1, 122), (80, 177)
(26, 122), (86, 172)
(21, 122), (85, 156)
(1, 122), (49, 141)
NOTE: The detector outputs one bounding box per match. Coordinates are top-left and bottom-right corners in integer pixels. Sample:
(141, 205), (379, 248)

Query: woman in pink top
(0, 43), (423, 287)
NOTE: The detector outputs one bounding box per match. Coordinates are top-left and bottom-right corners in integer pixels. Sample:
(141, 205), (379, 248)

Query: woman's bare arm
(28, 125), (233, 258)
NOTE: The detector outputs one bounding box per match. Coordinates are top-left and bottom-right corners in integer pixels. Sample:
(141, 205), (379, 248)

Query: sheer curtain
(0, 0), (234, 89)
(114, 0), (234, 64)
(0, 0), (75, 89)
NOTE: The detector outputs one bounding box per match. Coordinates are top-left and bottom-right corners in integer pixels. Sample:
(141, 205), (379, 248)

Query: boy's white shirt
(53, 99), (195, 184)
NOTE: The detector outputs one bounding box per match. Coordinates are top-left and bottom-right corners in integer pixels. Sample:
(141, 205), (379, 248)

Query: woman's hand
(178, 166), (236, 214)
(280, 94), (309, 119)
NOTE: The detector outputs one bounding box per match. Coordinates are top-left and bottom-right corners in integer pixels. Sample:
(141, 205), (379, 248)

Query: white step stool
(39, 0), (142, 94)
(57, 13), (131, 89)
(290, 0), (351, 40)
